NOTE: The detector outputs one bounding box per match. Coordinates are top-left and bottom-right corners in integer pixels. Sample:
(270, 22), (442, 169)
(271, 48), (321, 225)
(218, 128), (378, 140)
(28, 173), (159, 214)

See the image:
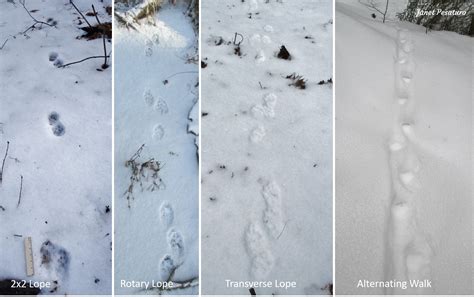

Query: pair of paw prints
(249, 93), (278, 143)
(143, 89), (169, 141)
(144, 90), (169, 114)
(49, 52), (63, 68)
(48, 112), (65, 137)
(158, 201), (186, 280)
(251, 93), (277, 119)
(145, 35), (160, 57)
(245, 180), (284, 278)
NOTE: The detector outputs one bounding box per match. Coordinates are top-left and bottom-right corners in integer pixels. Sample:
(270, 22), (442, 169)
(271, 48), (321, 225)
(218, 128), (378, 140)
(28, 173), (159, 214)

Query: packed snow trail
(386, 29), (433, 295)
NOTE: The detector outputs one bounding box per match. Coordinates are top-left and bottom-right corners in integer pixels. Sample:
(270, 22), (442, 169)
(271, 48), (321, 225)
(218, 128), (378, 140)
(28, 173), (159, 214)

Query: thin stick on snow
(130, 144), (145, 162)
(17, 175), (23, 207)
(91, 5), (108, 67)
(69, 0), (93, 28)
(101, 28), (108, 68)
(164, 71), (198, 81)
(0, 39), (9, 50)
(91, 5), (102, 25)
(143, 262), (199, 293)
(1, 1), (54, 49)
(59, 55), (110, 68)
(0, 141), (10, 185)
(359, 0), (389, 23)
(276, 220), (289, 239)
(19, 0), (55, 35)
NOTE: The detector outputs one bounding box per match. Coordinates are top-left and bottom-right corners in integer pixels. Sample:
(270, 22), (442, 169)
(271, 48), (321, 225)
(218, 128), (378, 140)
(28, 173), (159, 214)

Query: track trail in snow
(386, 29), (433, 295)
(241, 0), (285, 280)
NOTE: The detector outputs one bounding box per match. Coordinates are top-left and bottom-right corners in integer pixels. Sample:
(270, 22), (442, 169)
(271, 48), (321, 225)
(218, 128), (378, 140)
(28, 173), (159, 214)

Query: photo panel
(335, 0), (473, 295)
(0, 0), (112, 295)
(113, 0), (199, 295)
(201, 0), (333, 295)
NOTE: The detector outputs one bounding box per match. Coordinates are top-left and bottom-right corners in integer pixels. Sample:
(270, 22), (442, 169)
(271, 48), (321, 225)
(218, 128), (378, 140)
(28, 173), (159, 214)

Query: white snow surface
(201, 0), (333, 295)
(335, 1), (472, 295)
(114, 3), (198, 295)
(0, 0), (112, 295)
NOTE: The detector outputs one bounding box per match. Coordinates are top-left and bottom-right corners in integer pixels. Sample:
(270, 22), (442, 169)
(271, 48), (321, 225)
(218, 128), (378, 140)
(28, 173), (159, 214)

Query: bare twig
(58, 55), (110, 68)
(91, 5), (102, 25)
(114, 11), (139, 31)
(0, 1), (55, 49)
(92, 5), (108, 68)
(163, 71), (198, 81)
(0, 39), (9, 50)
(124, 144), (165, 208)
(0, 141), (10, 185)
(20, 0), (54, 27)
(17, 175), (23, 207)
(143, 263), (199, 293)
(359, 0), (389, 23)
(69, 0), (92, 28)
(130, 144), (145, 162)
(19, 0), (55, 34)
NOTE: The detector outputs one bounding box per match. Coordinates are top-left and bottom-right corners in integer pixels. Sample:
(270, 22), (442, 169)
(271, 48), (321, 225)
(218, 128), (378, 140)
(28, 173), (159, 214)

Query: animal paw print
(167, 228), (185, 261)
(261, 180), (284, 238)
(251, 93), (277, 118)
(152, 124), (165, 140)
(159, 201), (174, 228)
(250, 125), (266, 143)
(49, 52), (58, 62)
(40, 240), (70, 281)
(48, 51), (63, 67)
(145, 47), (153, 57)
(158, 202), (186, 280)
(245, 222), (275, 278)
(144, 89), (155, 107)
(152, 33), (160, 45)
(262, 35), (272, 44)
(255, 50), (266, 63)
(48, 112), (65, 137)
(263, 25), (274, 33)
(154, 97), (169, 114)
(159, 254), (176, 280)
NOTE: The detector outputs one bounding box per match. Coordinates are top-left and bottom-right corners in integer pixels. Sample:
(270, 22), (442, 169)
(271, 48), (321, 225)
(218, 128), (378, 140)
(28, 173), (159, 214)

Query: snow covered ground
(201, 0), (333, 295)
(0, 0), (112, 295)
(113, 1), (199, 295)
(335, 0), (472, 295)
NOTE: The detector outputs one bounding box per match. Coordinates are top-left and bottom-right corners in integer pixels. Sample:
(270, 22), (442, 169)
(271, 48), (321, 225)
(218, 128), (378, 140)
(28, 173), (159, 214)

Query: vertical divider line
(111, 0), (115, 295)
(332, 0), (336, 295)
(198, 0), (203, 295)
